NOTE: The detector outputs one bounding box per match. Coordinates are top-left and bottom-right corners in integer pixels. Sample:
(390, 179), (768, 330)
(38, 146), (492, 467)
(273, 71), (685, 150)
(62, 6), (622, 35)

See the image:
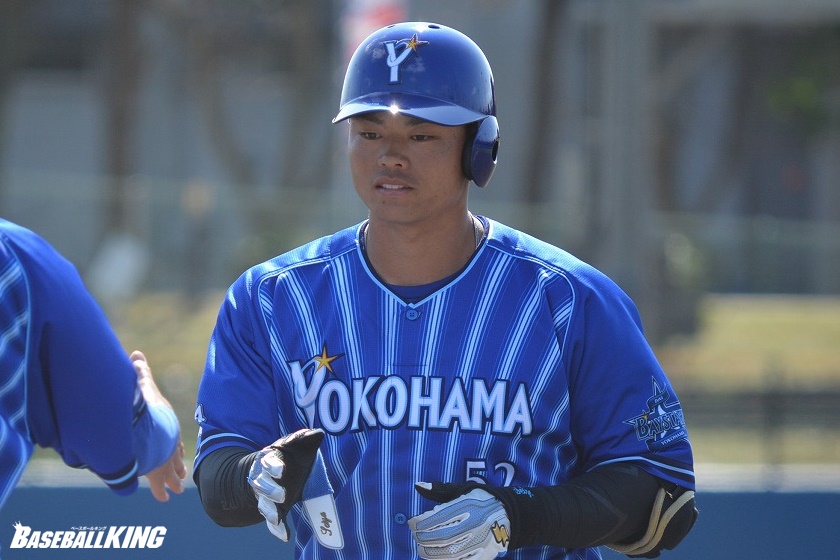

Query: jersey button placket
(405, 308), (421, 320)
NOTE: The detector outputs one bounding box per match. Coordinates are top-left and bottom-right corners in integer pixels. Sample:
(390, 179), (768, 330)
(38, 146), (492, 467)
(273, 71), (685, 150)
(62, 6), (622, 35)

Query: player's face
(347, 112), (469, 228)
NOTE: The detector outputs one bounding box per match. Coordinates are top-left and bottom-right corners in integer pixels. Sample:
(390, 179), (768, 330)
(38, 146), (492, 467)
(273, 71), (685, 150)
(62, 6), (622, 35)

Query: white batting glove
(409, 483), (511, 560)
(247, 428), (324, 541)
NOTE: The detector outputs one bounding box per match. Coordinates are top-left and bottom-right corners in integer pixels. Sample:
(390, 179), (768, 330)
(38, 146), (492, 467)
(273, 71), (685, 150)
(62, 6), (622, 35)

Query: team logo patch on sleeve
(624, 379), (688, 452)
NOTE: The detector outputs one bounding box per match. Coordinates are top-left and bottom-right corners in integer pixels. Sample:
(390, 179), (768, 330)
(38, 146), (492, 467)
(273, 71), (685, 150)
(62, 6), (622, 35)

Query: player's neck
(363, 214), (482, 286)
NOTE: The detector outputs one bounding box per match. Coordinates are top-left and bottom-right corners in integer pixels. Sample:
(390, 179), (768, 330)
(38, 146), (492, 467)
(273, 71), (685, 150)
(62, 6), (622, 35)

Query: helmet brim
(332, 93), (487, 126)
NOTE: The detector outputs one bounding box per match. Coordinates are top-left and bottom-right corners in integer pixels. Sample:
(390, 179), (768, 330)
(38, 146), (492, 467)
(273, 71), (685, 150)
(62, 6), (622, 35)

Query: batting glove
(247, 428), (324, 541)
(409, 482), (511, 560)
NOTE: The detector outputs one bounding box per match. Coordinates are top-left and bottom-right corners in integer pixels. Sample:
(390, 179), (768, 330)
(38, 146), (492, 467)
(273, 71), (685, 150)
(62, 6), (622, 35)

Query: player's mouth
(375, 177), (413, 192)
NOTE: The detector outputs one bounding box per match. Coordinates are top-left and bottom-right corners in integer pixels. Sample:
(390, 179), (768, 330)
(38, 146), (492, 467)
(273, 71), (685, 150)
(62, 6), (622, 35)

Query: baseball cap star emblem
(405, 33), (429, 52)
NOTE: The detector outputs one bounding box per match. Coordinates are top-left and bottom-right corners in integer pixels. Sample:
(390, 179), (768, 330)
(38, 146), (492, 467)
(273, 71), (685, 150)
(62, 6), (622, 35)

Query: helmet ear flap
(462, 116), (500, 188)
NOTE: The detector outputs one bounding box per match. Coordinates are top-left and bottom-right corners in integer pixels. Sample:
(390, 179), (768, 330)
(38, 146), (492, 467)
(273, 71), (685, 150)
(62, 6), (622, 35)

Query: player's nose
(377, 138), (409, 168)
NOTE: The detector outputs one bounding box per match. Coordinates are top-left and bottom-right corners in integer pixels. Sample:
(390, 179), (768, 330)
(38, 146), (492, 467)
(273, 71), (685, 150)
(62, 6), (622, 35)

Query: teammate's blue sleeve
(133, 401), (180, 476)
(4, 221), (178, 494)
(564, 265), (695, 490)
(0, 229), (35, 508)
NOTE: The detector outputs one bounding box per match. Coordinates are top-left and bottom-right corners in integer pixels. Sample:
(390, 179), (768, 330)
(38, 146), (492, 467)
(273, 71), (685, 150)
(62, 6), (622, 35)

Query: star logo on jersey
(384, 33), (429, 83)
(624, 379), (688, 452)
(313, 345), (341, 373)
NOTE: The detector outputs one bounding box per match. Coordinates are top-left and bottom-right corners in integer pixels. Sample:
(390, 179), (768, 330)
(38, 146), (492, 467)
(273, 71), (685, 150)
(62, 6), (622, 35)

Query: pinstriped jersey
(0, 219), (179, 508)
(0, 234), (31, 508)
(195, 218), (694, 560)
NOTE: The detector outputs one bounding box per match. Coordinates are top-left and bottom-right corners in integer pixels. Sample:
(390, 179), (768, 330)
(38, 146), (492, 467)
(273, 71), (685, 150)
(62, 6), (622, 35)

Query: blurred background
(1, 0), (839, 552)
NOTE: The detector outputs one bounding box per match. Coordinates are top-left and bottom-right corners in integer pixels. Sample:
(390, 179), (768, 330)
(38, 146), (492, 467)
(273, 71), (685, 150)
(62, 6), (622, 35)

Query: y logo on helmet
(384, 33), (429, 83)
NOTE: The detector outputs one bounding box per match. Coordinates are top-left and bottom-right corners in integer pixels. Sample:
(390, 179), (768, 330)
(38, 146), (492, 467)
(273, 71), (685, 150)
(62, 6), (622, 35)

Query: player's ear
(461, 117), (500, 188)
(460, 123), (478, 183)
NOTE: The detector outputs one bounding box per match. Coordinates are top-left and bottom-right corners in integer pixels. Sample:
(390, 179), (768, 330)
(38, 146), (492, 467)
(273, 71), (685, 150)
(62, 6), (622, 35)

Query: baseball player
(194, 22), (696, 559)
(0, 218), (187, 508)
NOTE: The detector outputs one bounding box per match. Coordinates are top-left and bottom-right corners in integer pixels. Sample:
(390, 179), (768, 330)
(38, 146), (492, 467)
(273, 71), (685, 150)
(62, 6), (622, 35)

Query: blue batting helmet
(333, 22), (500, 187)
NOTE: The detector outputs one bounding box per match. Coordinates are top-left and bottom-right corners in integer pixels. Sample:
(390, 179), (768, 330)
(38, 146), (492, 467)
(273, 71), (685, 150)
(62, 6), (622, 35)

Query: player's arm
(130, 350), (186, 501)
(196, 428), (325, 543)
(194, 273), (327, 538)
(410, 463), (697, 559)
(16, 227), (184, 499)
(194, 280), (272, 527)
(196, 446), (262, 526)
(55, 289), (185, 498)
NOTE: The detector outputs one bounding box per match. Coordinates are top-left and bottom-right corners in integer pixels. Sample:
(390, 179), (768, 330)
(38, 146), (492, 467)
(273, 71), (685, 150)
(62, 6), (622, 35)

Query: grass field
(102, 292), (840, 466)
(657, 294), (840, 392)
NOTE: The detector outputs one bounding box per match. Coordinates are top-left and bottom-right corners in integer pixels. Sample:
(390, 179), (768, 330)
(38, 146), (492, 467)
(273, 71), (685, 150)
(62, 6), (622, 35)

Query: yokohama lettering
(290, 353), (533, 436)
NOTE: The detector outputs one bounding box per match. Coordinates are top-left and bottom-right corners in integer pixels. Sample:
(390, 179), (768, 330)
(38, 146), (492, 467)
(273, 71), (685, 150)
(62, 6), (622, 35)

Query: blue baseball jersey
(0, 219), (178, 509)
(195, 218), (694, 560)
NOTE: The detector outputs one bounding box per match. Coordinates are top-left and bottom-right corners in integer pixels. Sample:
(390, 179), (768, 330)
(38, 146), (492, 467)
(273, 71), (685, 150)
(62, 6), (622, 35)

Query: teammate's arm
(14, 224), (185, 499)
(411, 463), (697, 558)
(130, 350), (186, 501)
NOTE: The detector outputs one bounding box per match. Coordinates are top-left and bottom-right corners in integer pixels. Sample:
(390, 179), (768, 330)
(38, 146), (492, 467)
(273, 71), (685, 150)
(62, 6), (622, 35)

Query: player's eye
(410, 134), (433, 142)
(358, 131), (379, 140)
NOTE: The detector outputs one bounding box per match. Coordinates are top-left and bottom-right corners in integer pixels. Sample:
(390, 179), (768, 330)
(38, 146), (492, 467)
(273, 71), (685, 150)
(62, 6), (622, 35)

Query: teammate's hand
(131, 350), (187, 502)
(247, 428), (325, 541)
(144, 440), (187, 502)
(409, 481), (511, 560)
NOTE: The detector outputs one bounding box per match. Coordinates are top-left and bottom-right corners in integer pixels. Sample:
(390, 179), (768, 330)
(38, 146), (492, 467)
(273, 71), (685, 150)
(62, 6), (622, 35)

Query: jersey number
(465, 460), (515, 487)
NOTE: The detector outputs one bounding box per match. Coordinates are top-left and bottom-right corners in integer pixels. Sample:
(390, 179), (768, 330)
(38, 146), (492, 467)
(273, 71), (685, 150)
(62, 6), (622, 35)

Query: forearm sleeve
(195, 446), (263, 527)
(495, 463), (661, 550)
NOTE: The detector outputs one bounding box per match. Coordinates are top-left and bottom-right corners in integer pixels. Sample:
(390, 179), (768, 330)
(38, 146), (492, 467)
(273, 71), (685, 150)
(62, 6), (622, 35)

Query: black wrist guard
(414, 463), (695, 554)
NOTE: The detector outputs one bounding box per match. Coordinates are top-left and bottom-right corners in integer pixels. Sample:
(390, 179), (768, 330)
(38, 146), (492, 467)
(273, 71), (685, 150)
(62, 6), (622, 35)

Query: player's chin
(364, 193), (416, 216)
(357, 187), (410, 212)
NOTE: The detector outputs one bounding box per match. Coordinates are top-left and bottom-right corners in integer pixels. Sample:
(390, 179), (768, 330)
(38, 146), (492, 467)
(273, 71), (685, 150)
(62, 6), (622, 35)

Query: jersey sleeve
(12, 224), (178, 494)
(564, 267), (695, 491)
(0, 234), (35, 506)
(193, 269), (280, 474)
(132, 399), (180, 476)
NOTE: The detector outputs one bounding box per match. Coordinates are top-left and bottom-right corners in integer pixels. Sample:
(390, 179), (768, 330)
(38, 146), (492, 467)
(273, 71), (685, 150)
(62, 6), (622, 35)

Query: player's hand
(247, 428), (325, 541)
(409, 481), (511, 560)
(131, 351), (187, 502)
(132, 350), (173, 410)
(145, 440), (187, 502)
